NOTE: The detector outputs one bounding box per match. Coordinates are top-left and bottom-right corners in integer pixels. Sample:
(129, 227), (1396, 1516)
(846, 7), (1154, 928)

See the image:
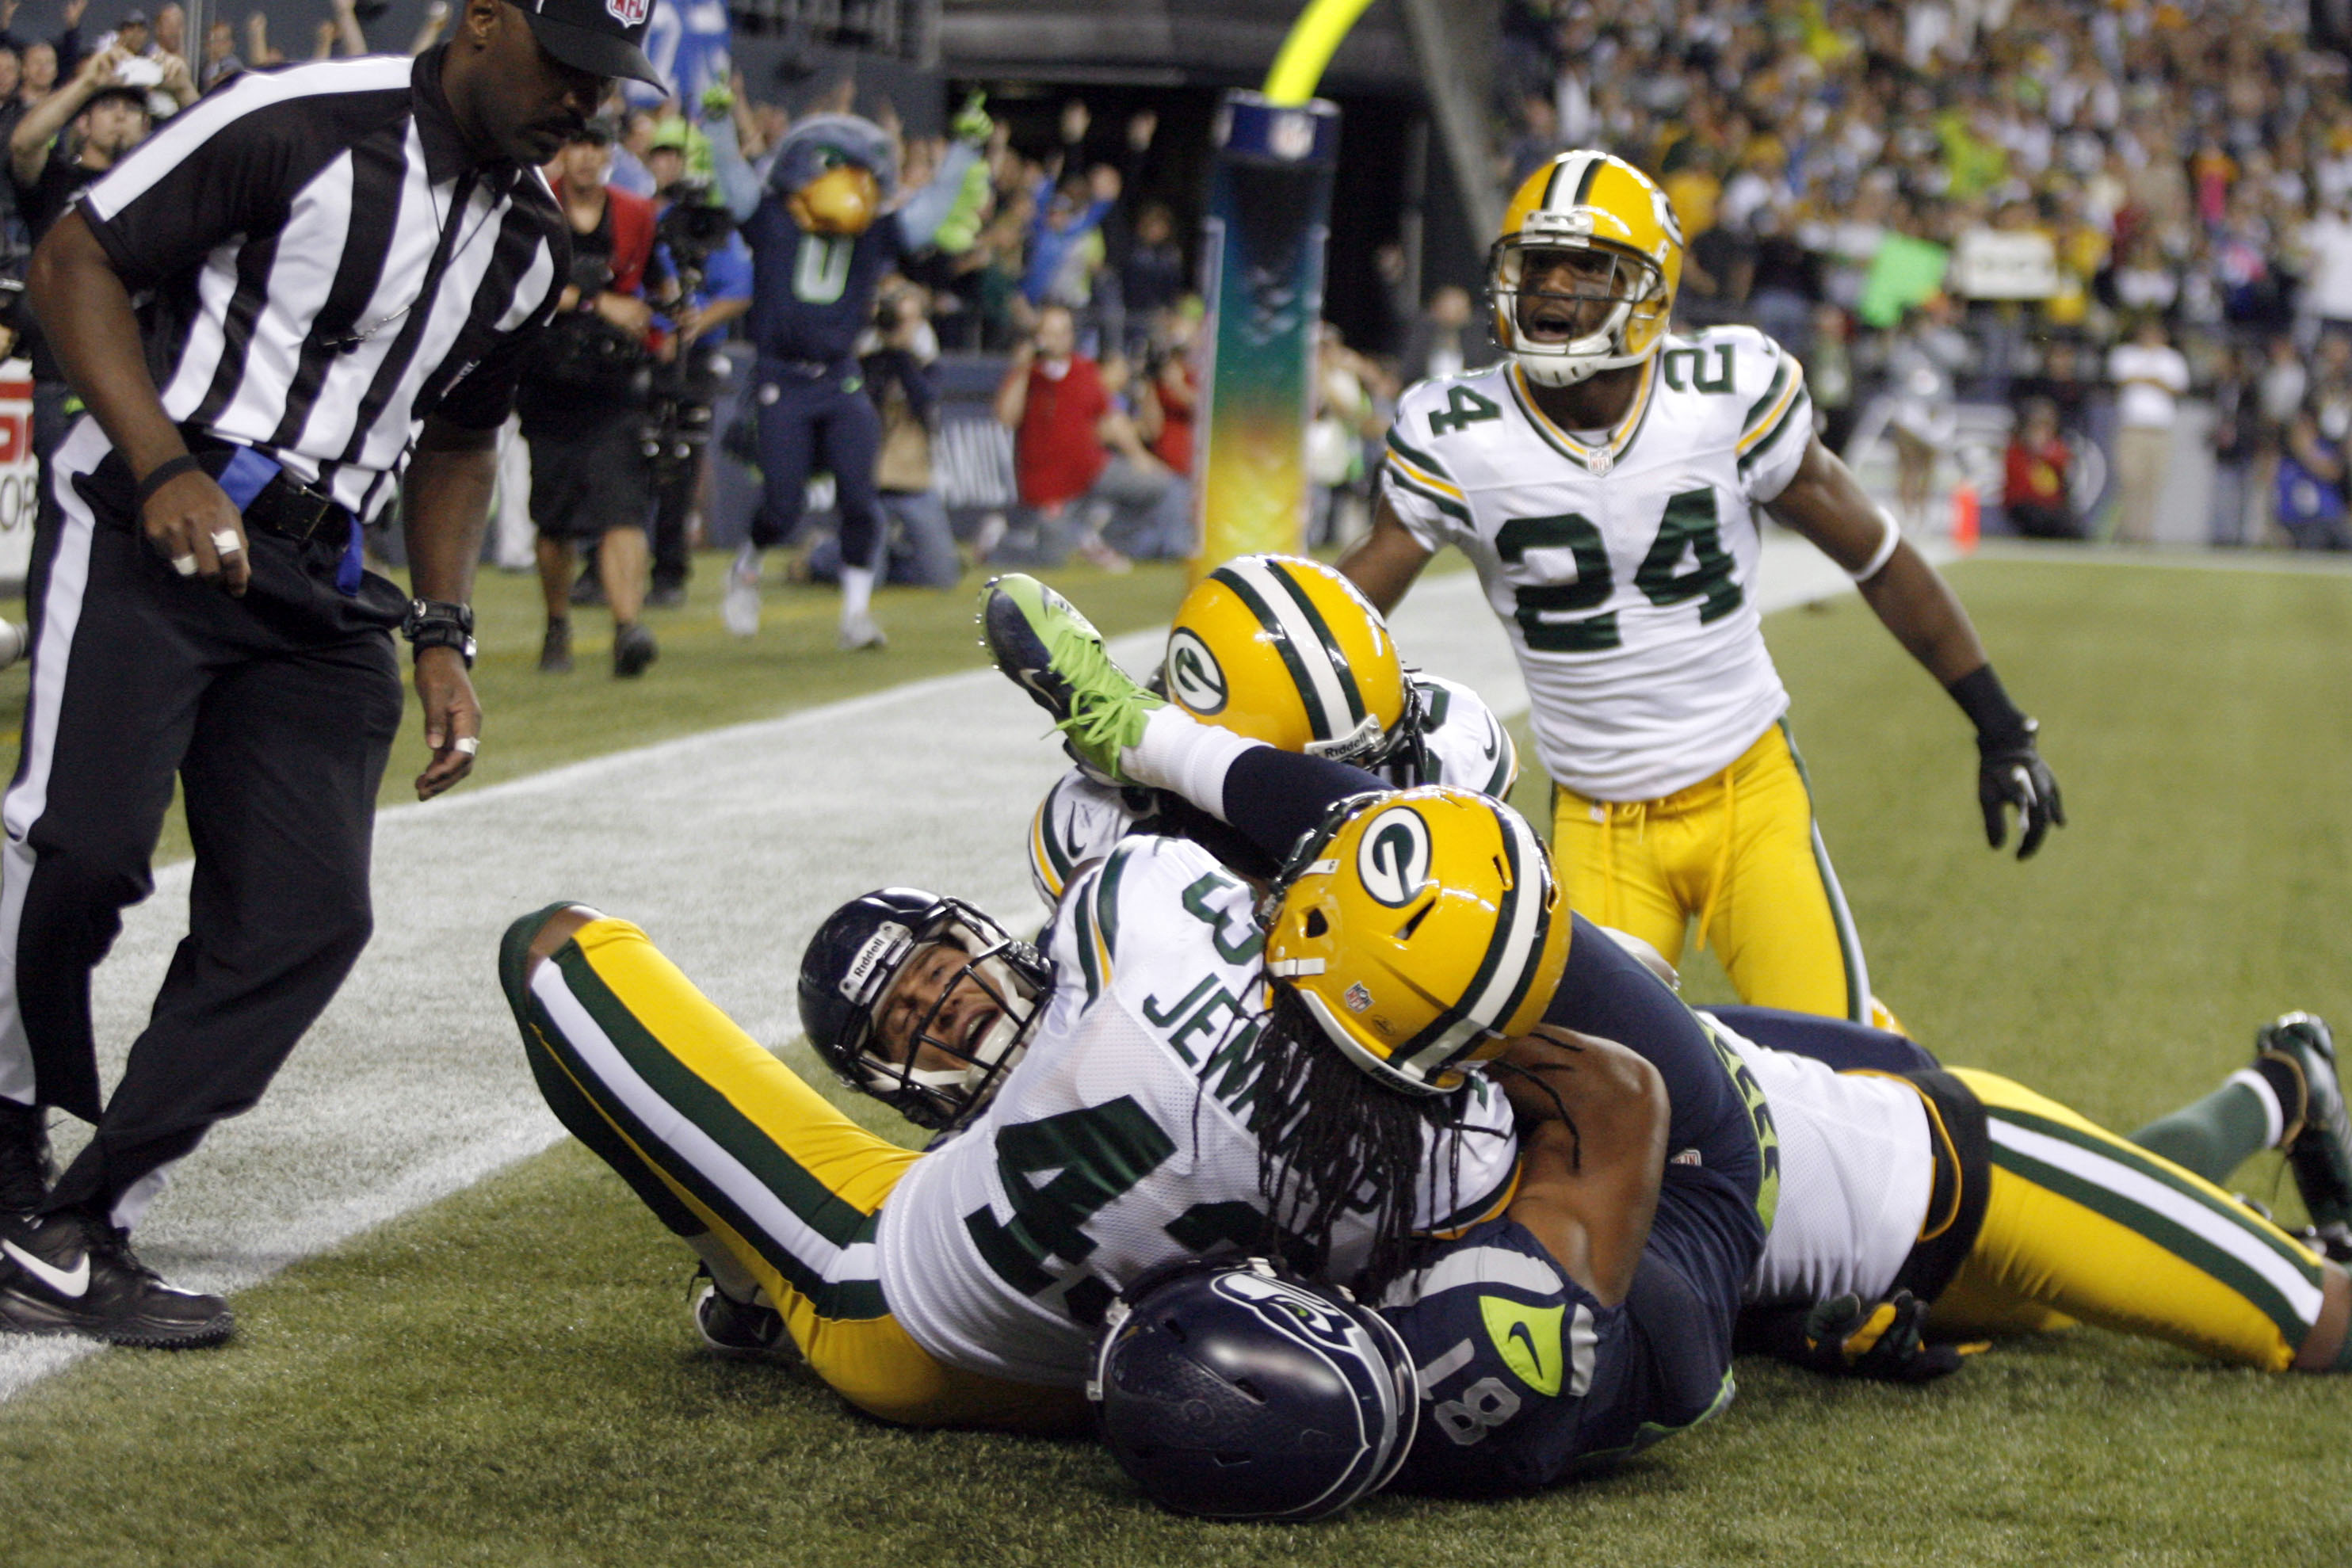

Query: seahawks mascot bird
(708, 99), (989, 650)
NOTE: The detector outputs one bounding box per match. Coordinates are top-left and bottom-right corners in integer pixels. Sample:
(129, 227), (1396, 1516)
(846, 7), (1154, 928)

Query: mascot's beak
(789, 166), (882, 237)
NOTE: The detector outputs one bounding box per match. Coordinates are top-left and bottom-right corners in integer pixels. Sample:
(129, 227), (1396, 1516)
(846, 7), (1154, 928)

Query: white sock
(841, 565), (875, 620)
(733, 542), (760, 580)
(2227, 1067), (2287, 1148)
(1124, 706), (1262, 820)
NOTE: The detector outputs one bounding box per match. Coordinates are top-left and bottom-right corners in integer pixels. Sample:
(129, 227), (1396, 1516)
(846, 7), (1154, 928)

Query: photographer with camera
(521, 119), (670, 678)
(804, 282), (958, 590)
(642, 124), (748, 609)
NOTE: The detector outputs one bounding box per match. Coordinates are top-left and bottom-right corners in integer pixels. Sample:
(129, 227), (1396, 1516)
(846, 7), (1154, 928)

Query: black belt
(182, 434), (357, 545)
(243, 471), (354, 545)
(1888, 1067), (1992, 1304)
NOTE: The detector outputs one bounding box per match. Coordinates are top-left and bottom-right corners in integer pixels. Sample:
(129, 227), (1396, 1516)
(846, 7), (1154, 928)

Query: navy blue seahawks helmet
(1088, 1258), (1418, 1521)
(797, 887), (1049, 1131)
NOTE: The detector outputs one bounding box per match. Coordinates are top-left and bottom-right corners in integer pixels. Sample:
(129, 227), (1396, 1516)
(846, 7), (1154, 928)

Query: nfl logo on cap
(606, 0), (647, 23)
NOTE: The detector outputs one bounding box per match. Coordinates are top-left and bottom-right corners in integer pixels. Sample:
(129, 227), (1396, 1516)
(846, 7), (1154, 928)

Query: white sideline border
(0, 532), (1933, 1401)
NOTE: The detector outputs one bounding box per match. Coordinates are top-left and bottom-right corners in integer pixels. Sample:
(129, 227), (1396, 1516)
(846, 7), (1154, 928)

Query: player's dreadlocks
(1243, 984), (1496, 1296)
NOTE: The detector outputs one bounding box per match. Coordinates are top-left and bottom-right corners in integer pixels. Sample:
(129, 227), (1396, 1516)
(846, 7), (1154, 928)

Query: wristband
(1947, 664), (2029, 746)
(134, 453), (207, 509)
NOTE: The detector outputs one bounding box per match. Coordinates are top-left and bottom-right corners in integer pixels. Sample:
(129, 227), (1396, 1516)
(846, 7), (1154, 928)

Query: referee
(0, 1), (660, 1349)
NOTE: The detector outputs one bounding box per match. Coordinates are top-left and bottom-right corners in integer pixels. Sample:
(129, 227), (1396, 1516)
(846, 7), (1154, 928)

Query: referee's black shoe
(0, 1207), (234, 1348)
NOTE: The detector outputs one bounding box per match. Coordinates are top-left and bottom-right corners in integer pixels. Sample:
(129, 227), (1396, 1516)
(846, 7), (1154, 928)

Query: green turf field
(3, 553), (2351, 1566)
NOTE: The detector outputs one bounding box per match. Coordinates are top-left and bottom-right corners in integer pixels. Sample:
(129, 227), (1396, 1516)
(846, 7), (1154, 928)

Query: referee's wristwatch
(402, 598), (476, 667)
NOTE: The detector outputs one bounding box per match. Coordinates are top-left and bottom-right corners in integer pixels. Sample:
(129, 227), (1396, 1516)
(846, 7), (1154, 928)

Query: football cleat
(838, 610), (888, 651)
(0, 1207), (233, 1349)
(2258, 1012), (2352, 1230)
(690, 1269), (790, 1360)
(979, 574), (1161, 783)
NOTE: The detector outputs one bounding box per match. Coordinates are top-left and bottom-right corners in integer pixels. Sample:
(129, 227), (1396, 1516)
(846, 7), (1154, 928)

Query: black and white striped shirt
(74, 47), (566, 523)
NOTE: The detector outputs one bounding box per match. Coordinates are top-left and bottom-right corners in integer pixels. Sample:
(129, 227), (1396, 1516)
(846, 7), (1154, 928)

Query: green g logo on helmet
(1165, 630), (1228, 715)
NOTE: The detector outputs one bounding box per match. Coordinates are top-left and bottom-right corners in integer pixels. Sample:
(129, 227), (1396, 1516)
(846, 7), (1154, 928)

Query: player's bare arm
(1336, 494), (1434, 615)
(1766, 431), (1990, 682)
(29, 207), (250, 593)
(1766, 431), (2066, 858)
(1495, 1024), (1668, 1309)
(403, 418), (497, 799)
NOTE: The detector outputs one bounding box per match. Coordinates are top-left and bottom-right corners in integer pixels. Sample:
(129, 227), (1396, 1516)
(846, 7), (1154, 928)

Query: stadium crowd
(1493, 0), (2352, 547)
(13, 0), (2352, 668)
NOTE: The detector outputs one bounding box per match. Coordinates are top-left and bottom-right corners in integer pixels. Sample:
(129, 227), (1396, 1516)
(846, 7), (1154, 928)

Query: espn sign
(0, 363), (36, 586)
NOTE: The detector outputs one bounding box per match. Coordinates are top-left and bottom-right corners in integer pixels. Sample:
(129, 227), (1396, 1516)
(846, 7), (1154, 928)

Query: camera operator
(521, 118), (670, 678)
(642, 125), (749, 609)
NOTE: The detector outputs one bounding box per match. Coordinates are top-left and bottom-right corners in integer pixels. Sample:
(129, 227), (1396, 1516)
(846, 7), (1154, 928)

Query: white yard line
(0, 531), (1921, 1399)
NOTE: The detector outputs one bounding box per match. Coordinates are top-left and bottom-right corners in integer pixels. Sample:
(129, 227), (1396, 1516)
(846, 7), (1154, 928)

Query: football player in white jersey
(1029, 553), (1518, 906)
(1339, 150), (2064, 1027)
(495, 808), (1533, 1430)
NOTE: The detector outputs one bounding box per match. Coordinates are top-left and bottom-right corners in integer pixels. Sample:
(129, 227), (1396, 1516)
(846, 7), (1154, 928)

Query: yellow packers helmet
(1489, 150), (1684, 387)
(1164, 555), (1408, 767)
(1264, 786), (1569, 1096)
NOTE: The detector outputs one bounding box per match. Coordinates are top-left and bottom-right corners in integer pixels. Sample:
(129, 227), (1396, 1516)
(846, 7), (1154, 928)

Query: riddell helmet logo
(840, 921), (911, 1005)
(606, 0), (648, 25)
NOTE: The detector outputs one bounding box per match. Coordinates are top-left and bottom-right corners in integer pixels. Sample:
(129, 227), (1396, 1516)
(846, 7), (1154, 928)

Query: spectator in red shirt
(2002, 398), (2080, 540)
(986, 303), (1180, 568)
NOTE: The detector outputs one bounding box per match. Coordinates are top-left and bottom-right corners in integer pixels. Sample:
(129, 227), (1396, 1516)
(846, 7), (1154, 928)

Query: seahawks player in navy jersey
(706, 99), (990, 649)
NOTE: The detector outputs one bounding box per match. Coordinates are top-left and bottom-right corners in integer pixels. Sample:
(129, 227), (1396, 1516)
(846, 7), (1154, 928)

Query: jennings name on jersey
(1380, 326), (1814, 802)
(878, 836), (1521, 1387)
(1028, 673), (1521, 908)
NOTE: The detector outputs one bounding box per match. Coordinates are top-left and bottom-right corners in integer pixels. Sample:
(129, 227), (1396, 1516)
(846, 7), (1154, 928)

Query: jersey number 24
(1496, 487), (1743, 654)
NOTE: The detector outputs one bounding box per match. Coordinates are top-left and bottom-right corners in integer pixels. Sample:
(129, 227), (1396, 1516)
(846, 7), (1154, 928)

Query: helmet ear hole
(1304, 909), (1329, 939)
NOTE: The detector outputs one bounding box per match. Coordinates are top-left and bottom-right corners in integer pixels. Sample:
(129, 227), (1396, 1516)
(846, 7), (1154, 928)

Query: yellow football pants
(1551, 722), (1870, 1022)
(1928, 1070), (2331, 1370)
(501, 910), (1086, 1433)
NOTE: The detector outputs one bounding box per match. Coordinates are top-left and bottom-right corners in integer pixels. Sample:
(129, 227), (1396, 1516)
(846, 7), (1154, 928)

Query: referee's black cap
(515, 0), (663, 90)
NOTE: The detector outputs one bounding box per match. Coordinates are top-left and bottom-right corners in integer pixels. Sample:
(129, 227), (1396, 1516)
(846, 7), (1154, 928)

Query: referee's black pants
(0, 418), (404, 1228)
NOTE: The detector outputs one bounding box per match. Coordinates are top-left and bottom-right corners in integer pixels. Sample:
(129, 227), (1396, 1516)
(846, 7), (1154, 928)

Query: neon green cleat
(979, 574), (1163, 782)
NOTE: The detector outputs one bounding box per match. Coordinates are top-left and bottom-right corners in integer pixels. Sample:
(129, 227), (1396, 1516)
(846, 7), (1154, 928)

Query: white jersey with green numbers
(1025, 673), (1521, 907)
(1380, 326), (1815, 802)
(878, 836), (1522, 1387)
